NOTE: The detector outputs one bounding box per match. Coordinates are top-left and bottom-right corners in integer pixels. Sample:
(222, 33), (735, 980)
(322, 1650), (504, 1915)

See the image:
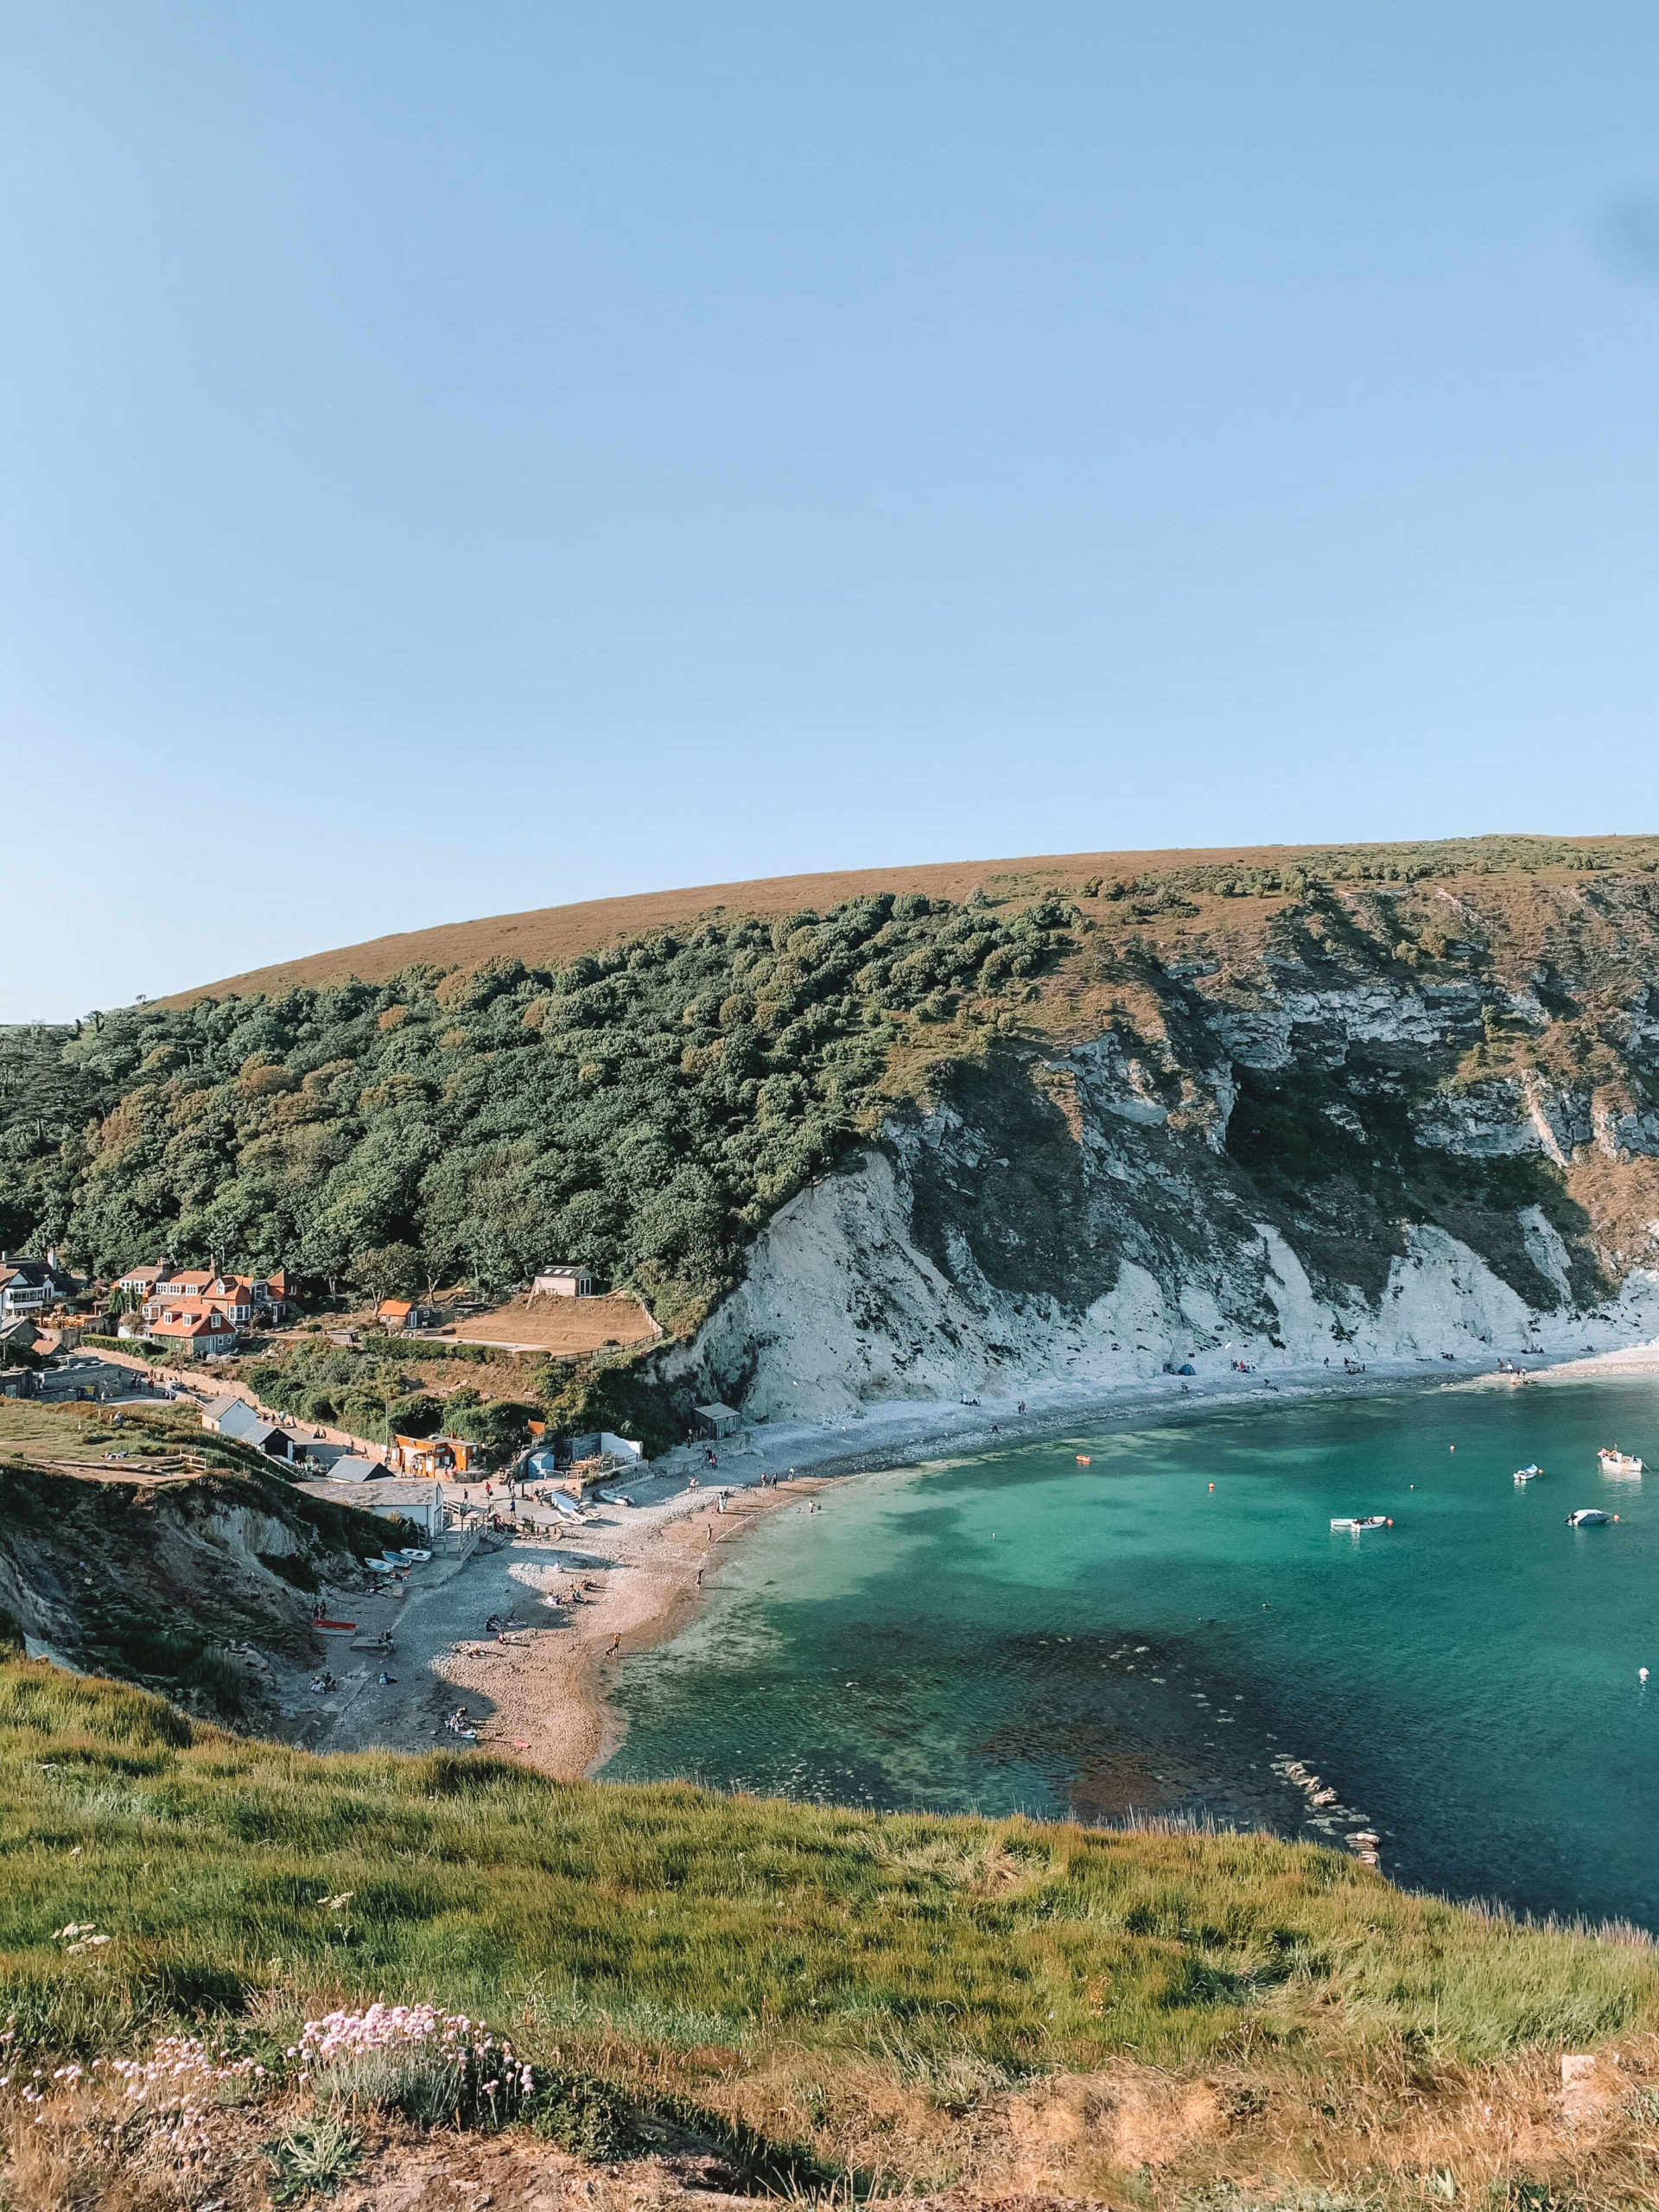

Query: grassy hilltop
(7, 834), (1659, 1452)
(3, 1660), (1658, 2206)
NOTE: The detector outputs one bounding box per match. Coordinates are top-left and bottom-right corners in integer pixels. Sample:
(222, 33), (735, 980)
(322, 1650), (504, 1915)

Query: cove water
(601, 1375), (1659, 1927)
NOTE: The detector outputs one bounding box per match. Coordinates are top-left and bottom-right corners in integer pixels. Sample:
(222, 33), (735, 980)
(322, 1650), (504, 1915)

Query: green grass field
(3, 1659), (1652, 2072)
(4, 1661), (1659, 2202)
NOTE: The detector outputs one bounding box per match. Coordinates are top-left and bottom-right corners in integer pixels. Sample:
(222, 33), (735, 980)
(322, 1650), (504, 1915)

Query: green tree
(349, 1242), (424, 1306)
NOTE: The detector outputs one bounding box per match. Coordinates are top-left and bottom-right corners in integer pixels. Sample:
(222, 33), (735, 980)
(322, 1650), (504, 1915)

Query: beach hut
(694, 1402), (743, 1440)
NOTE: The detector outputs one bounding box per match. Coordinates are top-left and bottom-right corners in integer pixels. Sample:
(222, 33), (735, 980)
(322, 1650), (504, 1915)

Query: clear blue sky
(5, 3), (1659, 1018)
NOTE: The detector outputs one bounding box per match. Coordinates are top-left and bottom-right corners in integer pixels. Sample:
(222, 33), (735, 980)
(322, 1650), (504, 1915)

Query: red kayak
(313, 1619), (358, 1633)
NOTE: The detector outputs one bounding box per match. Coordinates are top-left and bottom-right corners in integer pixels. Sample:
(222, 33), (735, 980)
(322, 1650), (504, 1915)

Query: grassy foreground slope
(7, 1662), (1659, 2203)
(4, 1659), (1652, 2073)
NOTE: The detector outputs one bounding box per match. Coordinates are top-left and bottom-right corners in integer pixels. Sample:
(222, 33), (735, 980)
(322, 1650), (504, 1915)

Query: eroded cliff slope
(671, 867), (1659, 1415)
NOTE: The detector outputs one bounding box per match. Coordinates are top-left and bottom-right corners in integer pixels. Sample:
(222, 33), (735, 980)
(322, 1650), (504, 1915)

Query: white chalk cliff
(667, 938), (1659, 1419)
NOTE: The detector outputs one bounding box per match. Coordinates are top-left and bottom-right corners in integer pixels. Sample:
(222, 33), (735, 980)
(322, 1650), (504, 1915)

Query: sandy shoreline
(302, 1337), (1659, 1781)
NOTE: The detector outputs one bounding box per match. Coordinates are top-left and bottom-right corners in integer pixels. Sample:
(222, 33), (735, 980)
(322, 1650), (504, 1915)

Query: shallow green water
(601, 1376), (1659, 1925)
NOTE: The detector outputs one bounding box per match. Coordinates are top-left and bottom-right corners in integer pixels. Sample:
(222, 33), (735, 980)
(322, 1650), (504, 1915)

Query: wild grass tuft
(264, 2111), (362, 2202)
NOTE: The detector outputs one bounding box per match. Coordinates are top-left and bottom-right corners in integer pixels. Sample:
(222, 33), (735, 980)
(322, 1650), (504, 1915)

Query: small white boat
(1567, 1508), (1612, 1527)
(1330, 1516), (1392, 1533)
(1513, 1464), (1542, 1483)
(1598, 1448), (1644, 1476)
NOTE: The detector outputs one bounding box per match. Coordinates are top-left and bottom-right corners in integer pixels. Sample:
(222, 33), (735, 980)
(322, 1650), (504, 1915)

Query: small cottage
(377, 1299), (435, 1332)
(694, 1402), (743, 1440)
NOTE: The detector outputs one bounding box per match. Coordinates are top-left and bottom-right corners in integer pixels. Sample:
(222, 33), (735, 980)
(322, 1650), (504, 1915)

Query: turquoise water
(601, 1376), (1659, 1926)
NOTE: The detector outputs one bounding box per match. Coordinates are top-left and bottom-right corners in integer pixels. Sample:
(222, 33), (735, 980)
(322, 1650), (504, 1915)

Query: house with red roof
(148, 1302), (238, 1358)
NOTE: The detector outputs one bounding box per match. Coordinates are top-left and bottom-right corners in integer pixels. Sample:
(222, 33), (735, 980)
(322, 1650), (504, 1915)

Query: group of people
(445, 1706), (478, 1738)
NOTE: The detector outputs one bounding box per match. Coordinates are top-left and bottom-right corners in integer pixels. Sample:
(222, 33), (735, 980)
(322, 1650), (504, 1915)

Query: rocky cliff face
(0, 1465), (384, 1724)
(671, 874), (1659, 1417)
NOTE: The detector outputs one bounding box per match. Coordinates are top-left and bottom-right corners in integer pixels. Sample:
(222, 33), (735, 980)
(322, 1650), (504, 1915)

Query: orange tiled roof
(152, 1307), (234, 1338)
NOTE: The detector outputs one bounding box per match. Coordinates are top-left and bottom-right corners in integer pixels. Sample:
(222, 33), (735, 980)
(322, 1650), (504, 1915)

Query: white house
(0, 1254), (75, 1319)
(296, 1478), (446, 1536)
(531, 1265), (594, 1298)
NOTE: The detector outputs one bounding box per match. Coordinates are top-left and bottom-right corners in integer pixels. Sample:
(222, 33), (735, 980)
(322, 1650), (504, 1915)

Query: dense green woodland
(0, 893), (1072, 1329)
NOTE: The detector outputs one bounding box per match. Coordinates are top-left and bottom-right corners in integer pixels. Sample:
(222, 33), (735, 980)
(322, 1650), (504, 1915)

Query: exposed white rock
(1520, 1206), (1574, 1304)
(1413, 1082), (1540, 1158)
(658, 942), (1659, 1417)
(1592, 1094), (1659, 1160)
(667, 1111), (1659, 1420)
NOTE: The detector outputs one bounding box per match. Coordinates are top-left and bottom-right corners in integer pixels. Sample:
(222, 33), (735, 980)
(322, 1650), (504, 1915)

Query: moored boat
(1598, 1447), (1644, 1476)
(1567, 1508), (1613, 1528)
(1330, 1515), (1392, 1533)
(1513, 1464), (1542, 1483)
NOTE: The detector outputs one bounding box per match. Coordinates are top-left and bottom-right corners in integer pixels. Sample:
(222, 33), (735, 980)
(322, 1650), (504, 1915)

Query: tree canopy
(0, 893), (1073, 1329)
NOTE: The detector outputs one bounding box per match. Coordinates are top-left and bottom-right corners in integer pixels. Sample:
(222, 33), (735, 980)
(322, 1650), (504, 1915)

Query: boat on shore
(1567, 1508), (1613, 1528)
(1331, 1515), (1392, 1533)
(1598, 1448), (1644, 1476)
(1514, 1464), (1542, 1483)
